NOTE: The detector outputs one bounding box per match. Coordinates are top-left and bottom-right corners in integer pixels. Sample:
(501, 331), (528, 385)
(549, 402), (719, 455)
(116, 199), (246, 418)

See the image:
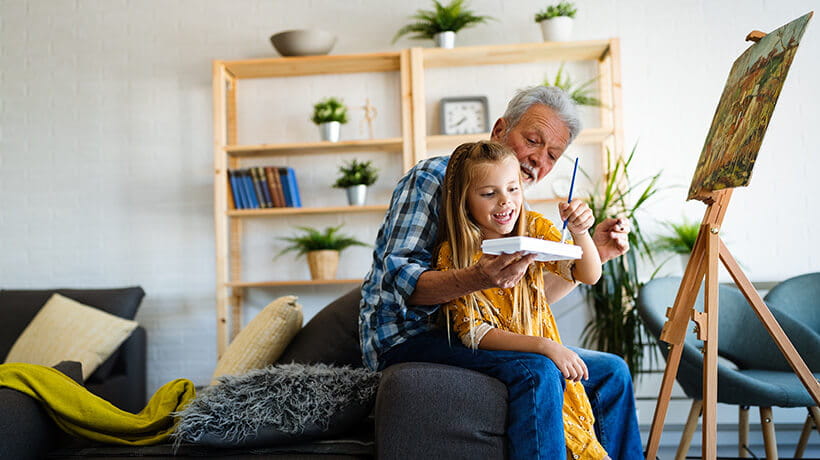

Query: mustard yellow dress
(437, 210), (607, 460)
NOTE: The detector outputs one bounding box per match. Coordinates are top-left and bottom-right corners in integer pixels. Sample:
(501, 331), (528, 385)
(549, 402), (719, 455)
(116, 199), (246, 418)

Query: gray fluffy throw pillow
(173, 363), (379, 447)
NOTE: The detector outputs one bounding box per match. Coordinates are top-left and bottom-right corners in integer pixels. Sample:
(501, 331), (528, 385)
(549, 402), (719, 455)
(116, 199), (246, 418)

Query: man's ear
(490, 118), (506, 140)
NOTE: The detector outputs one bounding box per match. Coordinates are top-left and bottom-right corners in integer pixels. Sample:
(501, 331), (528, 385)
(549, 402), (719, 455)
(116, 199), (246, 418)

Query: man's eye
(527, 138), (537, 144)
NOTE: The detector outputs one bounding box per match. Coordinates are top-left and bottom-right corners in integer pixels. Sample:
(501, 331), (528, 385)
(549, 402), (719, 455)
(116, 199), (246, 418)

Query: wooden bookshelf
(227, 205), (388, 218)
(225, 138), (404, 157)
(226, 279), (363, 288)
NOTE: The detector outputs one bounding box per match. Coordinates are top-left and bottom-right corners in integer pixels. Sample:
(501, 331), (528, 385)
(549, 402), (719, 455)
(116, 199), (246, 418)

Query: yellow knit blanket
(0, 362), (196, 445)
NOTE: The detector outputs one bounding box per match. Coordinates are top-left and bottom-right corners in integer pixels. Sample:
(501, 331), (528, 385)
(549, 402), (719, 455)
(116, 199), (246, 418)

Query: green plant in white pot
(392, 0), (493, 49)
(333, 159), (379, 206)
(312, 97), (348, 142)
(535, 1), (577, 42)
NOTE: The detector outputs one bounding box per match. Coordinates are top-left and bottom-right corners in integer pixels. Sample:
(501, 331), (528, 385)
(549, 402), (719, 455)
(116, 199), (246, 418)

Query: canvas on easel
(644, 12), (819, 460)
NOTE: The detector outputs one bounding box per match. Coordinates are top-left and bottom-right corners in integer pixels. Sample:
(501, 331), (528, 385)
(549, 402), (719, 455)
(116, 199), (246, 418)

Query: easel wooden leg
(701, 229), (720, 459)
(739, 406), (751, 458)
(793, 410), (812, 458)
(676, 399), (702, 460)
(759, 407), (778, 460)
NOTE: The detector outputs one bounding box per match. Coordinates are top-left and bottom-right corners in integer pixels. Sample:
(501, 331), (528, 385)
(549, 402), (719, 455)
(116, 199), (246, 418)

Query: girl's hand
(558, 199), (595, 235)
(472, 251), (537, 290)
(540, 338), (589, 382)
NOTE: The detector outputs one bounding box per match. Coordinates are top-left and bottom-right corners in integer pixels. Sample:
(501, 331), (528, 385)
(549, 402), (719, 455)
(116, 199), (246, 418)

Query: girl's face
(466, 156), (523, 239)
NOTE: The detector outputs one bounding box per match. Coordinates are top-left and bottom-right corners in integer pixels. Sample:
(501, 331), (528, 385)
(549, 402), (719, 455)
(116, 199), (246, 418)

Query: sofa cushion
(278, 287), (363, 367)
(5, 294), (138, 380)
(211, 296), (303, 384)
(0, 287), (145, 380)
(175, 363), (379, 448)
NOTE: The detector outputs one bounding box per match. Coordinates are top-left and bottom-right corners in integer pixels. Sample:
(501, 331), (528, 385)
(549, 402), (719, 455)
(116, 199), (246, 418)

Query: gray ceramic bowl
(270, 29), (337, 57)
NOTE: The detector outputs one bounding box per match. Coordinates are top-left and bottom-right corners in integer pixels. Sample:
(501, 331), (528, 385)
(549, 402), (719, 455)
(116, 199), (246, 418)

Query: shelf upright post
(409, 47), (427, 165)
(400, 49), (415, 173)
(213, 61), (232, 358)
(597, 38), (624, 173)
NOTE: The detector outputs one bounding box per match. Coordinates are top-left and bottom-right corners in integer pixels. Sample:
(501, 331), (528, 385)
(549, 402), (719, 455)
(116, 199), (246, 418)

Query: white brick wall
(2, 1), (818, 441)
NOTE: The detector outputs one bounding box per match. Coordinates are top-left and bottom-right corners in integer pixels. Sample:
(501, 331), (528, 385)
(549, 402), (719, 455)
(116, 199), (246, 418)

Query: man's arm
(407, 252), (537, 306)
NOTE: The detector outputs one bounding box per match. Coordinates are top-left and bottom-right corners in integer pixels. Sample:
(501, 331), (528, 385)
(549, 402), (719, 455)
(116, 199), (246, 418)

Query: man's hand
(472, 251), (537, 290)
(592, 217), (630, 263)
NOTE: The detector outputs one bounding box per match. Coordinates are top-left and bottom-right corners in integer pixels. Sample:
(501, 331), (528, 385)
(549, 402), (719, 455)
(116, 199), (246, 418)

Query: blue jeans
(380, 329), (643, 460)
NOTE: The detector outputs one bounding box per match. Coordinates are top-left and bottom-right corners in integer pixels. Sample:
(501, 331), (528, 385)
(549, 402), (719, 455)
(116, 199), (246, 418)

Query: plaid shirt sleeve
(359, 156), (449, 370)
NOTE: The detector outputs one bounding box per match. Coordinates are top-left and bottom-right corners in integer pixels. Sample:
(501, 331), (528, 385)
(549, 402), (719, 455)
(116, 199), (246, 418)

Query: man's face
(491, 104), (571, 187)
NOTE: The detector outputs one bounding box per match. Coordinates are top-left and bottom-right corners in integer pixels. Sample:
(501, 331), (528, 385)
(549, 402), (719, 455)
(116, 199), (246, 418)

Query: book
(481, 236), (582, 261)
(249, 167), (268, 208)
(241, 169), (259, 208)
(277, 167), (293, 207)
(265, 166), (286, 207)
(284, 167), (302, 207)
(254, 167), (274, 208)
(228, 170), (243, 209)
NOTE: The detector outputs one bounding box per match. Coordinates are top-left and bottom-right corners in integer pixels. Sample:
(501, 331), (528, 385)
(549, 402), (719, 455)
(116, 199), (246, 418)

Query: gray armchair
(637, 276), (820, 460)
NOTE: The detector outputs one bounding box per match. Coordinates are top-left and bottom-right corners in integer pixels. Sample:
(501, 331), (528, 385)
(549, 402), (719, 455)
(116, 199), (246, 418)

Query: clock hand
(454, 116), (468, 126)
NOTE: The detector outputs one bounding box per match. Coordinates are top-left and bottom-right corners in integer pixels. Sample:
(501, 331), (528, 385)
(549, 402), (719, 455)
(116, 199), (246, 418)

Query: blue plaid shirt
(359, 156), (450, 371)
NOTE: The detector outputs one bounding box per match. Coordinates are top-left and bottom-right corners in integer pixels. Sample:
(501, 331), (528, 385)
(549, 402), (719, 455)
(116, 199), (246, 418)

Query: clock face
(440, 97), (489, 135)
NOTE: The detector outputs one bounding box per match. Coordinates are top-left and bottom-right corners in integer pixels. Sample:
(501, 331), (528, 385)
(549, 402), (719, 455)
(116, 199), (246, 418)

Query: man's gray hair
(501, 86), (582, 143)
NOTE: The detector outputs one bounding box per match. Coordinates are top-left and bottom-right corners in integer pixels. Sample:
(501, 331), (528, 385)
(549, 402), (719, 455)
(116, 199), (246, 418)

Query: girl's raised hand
(558, 199), (595, 235)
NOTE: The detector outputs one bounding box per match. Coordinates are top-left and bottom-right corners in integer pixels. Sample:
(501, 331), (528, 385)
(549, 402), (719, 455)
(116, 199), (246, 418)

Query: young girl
(436, 141), (607, 460)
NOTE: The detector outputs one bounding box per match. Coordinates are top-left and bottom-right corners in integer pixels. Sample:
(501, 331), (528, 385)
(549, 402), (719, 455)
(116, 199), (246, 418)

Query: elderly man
(359, 86), (642, 459)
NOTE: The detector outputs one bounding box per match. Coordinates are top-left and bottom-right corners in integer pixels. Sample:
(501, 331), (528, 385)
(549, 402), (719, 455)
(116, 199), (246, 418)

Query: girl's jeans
(379, 328), (643, 460)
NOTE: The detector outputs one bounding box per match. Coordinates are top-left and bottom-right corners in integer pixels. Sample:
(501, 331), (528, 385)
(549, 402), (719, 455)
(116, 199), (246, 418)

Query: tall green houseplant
(581, 147), (662, 377)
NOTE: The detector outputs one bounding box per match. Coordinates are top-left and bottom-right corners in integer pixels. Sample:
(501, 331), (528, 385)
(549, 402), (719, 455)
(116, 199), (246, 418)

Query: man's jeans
(380, 329), (643, 460)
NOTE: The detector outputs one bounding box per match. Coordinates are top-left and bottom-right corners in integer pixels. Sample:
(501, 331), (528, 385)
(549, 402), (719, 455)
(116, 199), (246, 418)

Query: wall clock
(439, 96), (489, 135)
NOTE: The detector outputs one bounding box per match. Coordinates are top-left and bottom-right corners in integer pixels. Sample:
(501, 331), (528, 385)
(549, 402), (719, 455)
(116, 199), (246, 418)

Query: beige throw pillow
(4, 293), (138, 380)
(211, 295), (303, 384)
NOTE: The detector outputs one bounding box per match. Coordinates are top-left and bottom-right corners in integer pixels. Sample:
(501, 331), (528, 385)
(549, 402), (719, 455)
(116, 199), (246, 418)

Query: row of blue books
(228, 166), (302, 209)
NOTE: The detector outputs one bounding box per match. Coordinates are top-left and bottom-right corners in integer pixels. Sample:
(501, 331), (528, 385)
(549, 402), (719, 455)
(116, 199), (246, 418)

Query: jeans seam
(512, 358), (541, 459)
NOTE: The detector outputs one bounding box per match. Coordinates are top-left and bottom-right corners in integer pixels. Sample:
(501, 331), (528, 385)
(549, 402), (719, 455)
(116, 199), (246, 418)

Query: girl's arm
(478, 328), (588, 381)
(559, 199), (602, 285)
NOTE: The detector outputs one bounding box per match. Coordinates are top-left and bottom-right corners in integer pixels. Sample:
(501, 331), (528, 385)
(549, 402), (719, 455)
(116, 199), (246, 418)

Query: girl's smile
(467, 156), (523, 239)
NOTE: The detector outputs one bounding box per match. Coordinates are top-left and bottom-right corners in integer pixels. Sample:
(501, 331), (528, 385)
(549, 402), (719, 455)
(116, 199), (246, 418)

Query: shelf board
(225, 137), (404, 157)
(426, 128), (612, 151)
(228, 204), (388, 217)
(220, 52), (402, 79)
(227, 278), (363, 288)
(420, 40), (612, 68)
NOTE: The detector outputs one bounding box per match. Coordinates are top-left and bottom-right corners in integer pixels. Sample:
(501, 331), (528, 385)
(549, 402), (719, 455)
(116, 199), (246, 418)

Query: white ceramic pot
(680, 253), (691, 273)
(319, 121), (341, 142)
(346, 184), (367, 206)
(434, 31), (456, 49)
(539, 17), (574, 42)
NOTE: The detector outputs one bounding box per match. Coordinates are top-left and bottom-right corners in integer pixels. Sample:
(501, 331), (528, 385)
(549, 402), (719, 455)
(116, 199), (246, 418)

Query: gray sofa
(0, 287), (509, 459)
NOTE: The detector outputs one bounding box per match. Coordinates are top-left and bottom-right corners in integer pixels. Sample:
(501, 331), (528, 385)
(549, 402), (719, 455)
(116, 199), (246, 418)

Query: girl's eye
(509, 186), (519, 193)
(481, 192), (495, 197)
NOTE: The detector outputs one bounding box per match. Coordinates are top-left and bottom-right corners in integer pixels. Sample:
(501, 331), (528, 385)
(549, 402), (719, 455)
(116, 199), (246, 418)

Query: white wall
(2, 0), (818, 436)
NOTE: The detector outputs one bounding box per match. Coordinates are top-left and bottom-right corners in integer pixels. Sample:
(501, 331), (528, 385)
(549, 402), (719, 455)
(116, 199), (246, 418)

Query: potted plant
(276, 225), (368, 280)
(392, 0), (494, 49)
(333, 159), (379, 206)
(311, 97), (348, 142)
(534, 1), (577, 42)
(580, 147), (663, 378)
(542, 63), (602, 107)
(653, 218), (700, 272)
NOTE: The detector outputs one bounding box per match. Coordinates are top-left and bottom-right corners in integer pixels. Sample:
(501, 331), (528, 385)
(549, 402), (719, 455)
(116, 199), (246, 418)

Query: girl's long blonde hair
(438, 141), (547, 345)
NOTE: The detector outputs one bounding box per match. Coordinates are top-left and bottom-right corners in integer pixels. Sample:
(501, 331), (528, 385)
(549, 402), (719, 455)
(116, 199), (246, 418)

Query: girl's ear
(490, 118), (506, 140)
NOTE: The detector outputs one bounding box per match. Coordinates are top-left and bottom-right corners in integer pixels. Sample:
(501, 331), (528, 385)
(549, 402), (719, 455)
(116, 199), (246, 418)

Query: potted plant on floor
(542, 63), (602, 107)
(392, 0), (494, 49)
(333, 159), (379, 206)
(534, 1), (577, 42)
(277, 225), (368, 280)
(581, 147), (663, 378)
(312, 97), (349, 142)
(653, 218), (700, 273)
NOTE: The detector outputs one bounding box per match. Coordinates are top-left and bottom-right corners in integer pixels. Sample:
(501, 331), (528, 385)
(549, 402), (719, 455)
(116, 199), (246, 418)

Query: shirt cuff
(459, 322), (494, 349)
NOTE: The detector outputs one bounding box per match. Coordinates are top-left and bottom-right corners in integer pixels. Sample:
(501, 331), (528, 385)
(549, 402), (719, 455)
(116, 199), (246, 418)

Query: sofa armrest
(85, 326), (146, 413)
(375, 362), (508, 460)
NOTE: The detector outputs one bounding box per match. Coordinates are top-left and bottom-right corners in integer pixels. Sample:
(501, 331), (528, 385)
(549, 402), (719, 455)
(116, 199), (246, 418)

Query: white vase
(319, 121), (341, 142)
(434, 31), (455, 49)
(680, 253), (692, 273)
(539, 17), (574, 42)
(346, 184), (367, 206)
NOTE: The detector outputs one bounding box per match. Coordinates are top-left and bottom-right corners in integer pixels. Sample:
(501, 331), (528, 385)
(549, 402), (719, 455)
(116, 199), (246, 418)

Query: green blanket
(0, 362), (196, 445)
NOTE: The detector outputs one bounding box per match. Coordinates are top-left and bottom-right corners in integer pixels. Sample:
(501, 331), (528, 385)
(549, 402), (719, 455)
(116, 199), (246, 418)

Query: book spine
(234, 169), (249, 209)
(250, 167), (267, 208)
(228, 170), (241, 209)
(242, 169), (259, 208)
(286, 167), (302, 208)
(278, 167), (293, 207)
(265, 166), (285, 207)
(255, 167), (274, 208)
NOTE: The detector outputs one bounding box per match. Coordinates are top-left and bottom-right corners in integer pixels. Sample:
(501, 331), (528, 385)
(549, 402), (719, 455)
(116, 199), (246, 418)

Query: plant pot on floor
(539, 17), (573, 42)
(434, 31), (455, 48)
(346, 184), (368, 206)
(320, 121), (341, 142)
(307, 250), (339, 280)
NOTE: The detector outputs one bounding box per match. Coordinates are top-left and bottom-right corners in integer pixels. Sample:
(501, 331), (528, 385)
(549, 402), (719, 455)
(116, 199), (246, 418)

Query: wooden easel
(644, 187), (820, 459)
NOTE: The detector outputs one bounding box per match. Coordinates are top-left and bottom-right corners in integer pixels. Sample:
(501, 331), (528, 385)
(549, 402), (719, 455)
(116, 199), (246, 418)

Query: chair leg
(759, 406), (778, 460)
(795, 407), (820, 458)
(676, 399), (702, 460)
(739, 405), (750, 458)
